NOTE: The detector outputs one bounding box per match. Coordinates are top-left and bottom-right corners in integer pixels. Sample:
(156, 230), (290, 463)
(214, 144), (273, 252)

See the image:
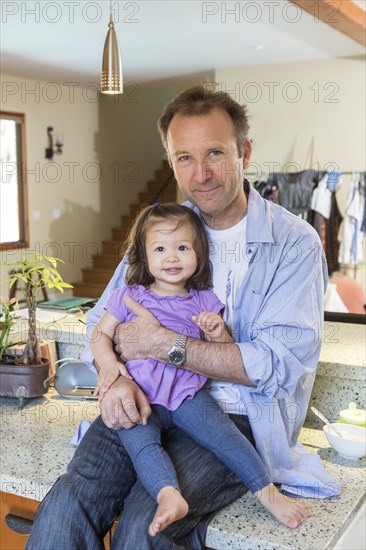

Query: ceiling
(1, 0), (365, 86)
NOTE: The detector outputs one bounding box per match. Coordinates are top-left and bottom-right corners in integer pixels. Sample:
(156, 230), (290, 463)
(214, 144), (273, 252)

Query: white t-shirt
(204, 215), (249, 415)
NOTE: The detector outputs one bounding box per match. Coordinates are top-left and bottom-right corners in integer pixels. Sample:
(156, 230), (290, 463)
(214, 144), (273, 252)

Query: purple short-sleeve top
(105, 285), (223, 410)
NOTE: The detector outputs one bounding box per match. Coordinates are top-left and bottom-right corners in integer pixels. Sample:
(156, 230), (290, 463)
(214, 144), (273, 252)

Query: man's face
(167, 108), (252, 229)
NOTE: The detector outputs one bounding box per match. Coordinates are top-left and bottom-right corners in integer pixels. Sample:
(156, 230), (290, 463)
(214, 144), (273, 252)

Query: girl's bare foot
(148, 486), (189, 537)
(255, 483), (306, 529)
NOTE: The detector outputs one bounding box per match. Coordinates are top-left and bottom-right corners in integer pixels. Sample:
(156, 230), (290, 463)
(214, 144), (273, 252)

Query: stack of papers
(11, 308), (68, 323)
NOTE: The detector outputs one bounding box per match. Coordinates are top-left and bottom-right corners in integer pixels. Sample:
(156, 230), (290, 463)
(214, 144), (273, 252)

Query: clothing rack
(340, 171), (366, 175)
(245, 170), (365, 176)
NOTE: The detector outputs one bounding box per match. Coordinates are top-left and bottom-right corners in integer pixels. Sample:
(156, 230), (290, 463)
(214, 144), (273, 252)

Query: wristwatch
(167, 334), (187, 366)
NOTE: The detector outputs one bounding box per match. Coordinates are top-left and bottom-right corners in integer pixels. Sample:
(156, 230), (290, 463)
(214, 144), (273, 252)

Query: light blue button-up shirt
(82, 183), (340, 498)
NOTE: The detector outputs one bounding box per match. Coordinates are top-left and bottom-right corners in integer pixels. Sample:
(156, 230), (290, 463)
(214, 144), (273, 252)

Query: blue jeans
(119, 389), (270, 499)
(26, 411), (254, 550)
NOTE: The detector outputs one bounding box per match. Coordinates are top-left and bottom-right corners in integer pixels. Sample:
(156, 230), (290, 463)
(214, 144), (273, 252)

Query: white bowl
(323, 423), (366, 460)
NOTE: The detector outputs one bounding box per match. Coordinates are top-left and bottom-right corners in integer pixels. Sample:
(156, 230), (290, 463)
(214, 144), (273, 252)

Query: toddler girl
(91, 203), (305, 537)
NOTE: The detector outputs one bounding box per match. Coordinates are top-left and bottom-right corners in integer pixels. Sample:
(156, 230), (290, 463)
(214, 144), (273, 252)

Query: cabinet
(0, 492), (38, 550)
(0, 492), (114, 550)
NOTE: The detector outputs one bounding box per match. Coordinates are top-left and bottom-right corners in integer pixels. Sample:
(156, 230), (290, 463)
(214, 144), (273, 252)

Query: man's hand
(114, 295), (175, 362)
(93, 359), (132, 401)
(99, 376), (151, 429)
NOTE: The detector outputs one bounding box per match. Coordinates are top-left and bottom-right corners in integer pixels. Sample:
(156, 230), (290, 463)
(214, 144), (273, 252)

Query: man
(27, 86), (339, 550)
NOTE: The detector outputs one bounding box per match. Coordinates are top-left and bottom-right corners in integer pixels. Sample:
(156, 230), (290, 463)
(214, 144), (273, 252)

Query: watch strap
(175, 334), (187, 349)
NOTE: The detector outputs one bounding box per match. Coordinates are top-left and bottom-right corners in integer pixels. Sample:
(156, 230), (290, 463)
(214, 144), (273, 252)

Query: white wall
(215, 58), (365, 182)
(0, 74), (101, 286)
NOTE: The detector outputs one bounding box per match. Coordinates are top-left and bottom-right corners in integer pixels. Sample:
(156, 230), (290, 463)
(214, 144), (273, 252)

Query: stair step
(102, 240), (125, 255)
(130, 204), (144, 218)
(147, 180), (165, 193)
(157, 188), (177, 203)
(93, 254), (122, 269)
(121, 215), (134, 228)
(111, 227), (130, 241)
(72, 281), (106, 299)
(154, 169), (172, 183)
(82, 268), (115, 284)
(73, 160), (176, 299)
(147, 179), (177, 199)
(138, 192), (157, 204)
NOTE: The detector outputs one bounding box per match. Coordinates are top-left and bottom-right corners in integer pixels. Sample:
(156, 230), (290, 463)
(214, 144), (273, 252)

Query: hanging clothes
(268, 170), (326, 217)
(309, 173), (343, 276)
(361, 172), (366, 234)
(325, 194), (343, 275)
(310, 173), (333, 219)
(338, 174), (365, 266)
(253, 180), (279, 203)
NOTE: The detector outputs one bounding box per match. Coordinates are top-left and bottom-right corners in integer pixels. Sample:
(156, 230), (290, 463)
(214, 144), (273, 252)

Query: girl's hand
(192, 312), (233, 343)
(94, 361), (132, 400)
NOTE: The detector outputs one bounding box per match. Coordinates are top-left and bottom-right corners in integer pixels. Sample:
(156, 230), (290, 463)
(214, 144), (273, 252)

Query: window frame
(0, 111), (29, 251)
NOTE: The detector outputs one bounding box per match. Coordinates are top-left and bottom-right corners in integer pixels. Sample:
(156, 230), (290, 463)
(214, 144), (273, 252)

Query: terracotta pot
(0, 357), (50, 400)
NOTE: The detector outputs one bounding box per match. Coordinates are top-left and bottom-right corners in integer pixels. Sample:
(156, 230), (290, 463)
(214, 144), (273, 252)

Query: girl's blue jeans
(119, 388), (270, 499)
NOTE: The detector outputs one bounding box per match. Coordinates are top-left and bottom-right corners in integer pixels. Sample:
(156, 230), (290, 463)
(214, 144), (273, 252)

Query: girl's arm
(91, 311), (132, 399)
(192, 312), (234, 343)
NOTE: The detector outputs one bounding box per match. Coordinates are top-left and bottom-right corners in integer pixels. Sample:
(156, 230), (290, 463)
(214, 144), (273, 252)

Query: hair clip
(153, 202), (160, 207)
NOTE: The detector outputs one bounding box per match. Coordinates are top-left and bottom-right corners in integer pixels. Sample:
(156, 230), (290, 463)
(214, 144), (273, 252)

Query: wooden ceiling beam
(289, 0), (366, 46)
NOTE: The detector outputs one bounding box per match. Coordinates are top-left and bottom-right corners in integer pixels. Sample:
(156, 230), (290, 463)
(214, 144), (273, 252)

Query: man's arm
(114, 295), (255, 387)
(186, 337), (255, 385)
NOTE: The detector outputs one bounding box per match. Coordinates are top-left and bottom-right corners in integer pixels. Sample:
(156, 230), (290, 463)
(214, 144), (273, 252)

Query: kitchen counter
(0, 390), (365, 549)
(307, 322), (366, 425)
(206, 428), (365, 549)
(12, 315), (366, 422)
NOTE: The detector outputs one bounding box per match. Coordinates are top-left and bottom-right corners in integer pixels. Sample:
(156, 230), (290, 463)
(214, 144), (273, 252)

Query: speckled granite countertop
(307, 322), (366, 424)
(206, 427), (365, 549)
(319, 322), (365, 375)
(0, 390), (99, 501)
(0, 390), (365, 549)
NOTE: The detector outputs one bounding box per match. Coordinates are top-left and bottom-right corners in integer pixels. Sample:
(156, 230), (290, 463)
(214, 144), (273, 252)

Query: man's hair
(158, 85), (250, 159)
(125, 203), (212, 291)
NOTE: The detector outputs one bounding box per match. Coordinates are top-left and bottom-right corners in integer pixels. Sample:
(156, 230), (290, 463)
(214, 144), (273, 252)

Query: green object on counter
(339, 402), (366, 428)
(38, 297), (97, 310)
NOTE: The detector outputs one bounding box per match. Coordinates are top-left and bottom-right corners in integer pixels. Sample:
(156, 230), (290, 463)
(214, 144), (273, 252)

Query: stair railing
(150, 169), (177, 204)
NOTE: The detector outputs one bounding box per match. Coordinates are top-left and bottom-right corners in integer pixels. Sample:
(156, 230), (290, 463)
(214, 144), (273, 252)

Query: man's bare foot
(255, 483), (306, 528)
(148, 486), (189, 537)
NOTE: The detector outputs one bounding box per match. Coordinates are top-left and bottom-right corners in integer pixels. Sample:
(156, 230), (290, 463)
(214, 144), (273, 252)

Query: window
(0, 111), (29, 250)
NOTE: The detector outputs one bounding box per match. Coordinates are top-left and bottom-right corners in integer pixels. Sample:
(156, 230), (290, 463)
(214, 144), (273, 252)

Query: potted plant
(0, 252), (72, 403)
(0, 296), (19, 363)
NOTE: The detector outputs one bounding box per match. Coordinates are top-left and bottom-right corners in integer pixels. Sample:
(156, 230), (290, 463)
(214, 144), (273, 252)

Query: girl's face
(145, 219), (198, 294)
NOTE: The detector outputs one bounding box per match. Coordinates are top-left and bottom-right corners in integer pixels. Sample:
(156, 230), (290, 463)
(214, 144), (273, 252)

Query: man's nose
(193, 161), (214, 184)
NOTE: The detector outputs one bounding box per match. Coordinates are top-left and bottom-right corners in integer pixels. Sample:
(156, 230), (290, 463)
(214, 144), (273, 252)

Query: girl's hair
(125, 203), (212, 290)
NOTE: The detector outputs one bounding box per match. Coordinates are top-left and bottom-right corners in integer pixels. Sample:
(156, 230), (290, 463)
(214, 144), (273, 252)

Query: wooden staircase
(72, 161), (177, 298)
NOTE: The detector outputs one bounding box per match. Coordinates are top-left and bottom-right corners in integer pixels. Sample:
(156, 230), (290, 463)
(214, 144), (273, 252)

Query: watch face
(169, 349), (184, 365)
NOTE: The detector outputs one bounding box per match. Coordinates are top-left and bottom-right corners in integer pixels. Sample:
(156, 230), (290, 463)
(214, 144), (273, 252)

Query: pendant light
(101, 0), (123, 94)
